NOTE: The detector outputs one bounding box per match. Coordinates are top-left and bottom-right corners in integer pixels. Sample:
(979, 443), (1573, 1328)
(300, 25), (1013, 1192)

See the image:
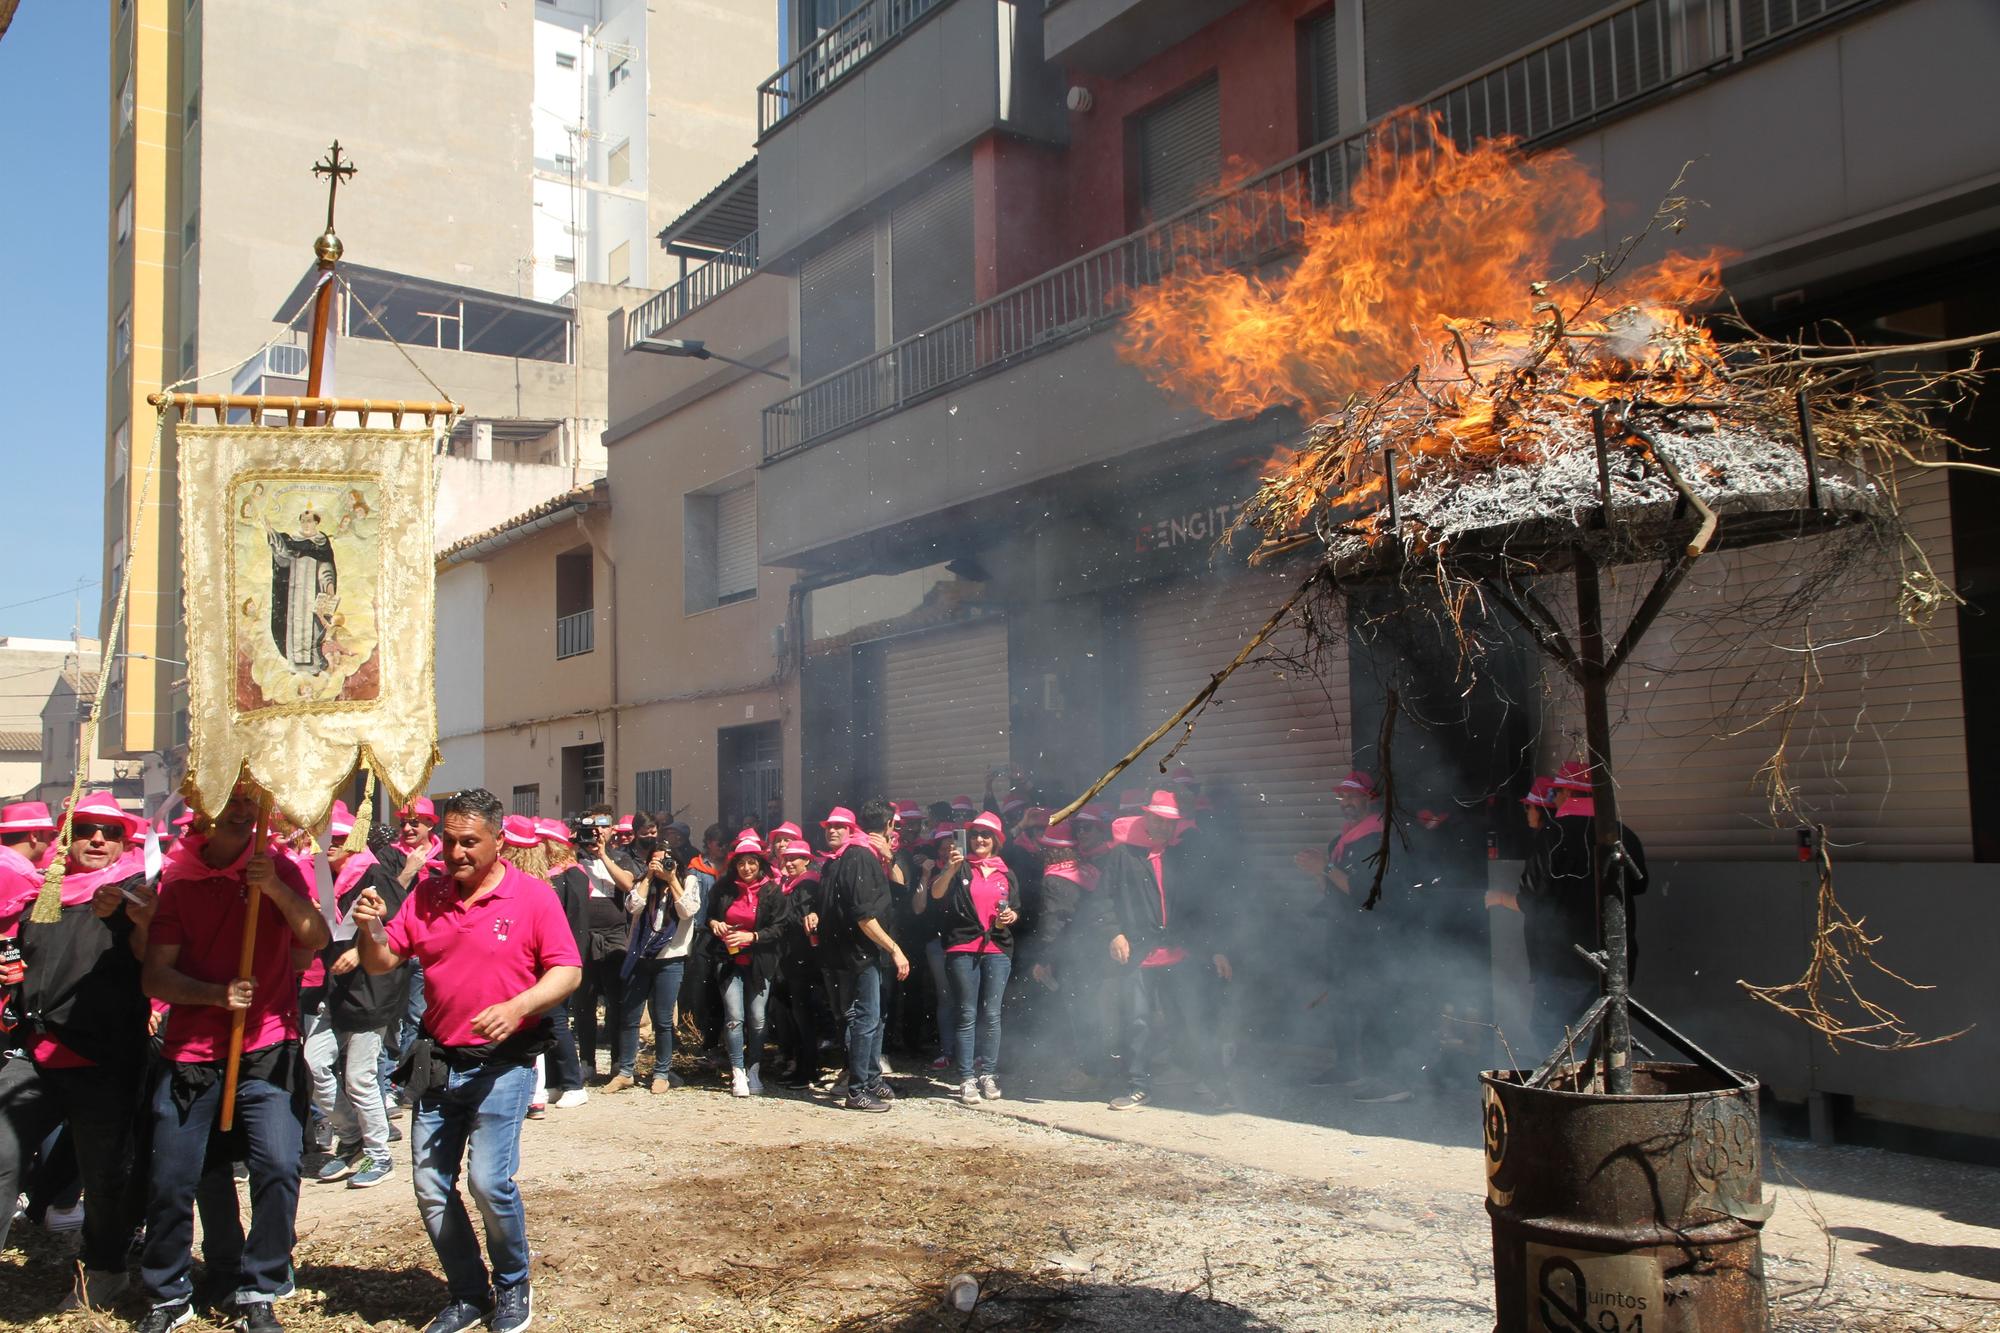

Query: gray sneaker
(347, 1154), (394, 1189)
(315, 1144), (361, 1182)
(959, 1079), (982, 1107)
(491, 1282), (532, 1333)
(978, 1075), (1002, 1101)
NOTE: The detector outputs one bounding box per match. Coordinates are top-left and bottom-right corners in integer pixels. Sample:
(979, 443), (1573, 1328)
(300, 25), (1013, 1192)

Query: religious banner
(178, 424), (437, 824)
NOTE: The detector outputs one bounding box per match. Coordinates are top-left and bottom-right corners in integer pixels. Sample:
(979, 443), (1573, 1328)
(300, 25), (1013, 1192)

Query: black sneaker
(235, 1300), (285, 1332)
(419, 1299), (492, 1333)
(1108, 1090), (1150, 1111)
(136, 1304), (194, 1333)
(844, 1090), (892, 1113)
(867, 1081), (896, 1103)
(784, 1067), (816, 1090)
(388, 1120), (404, 1143)
(491, 1283), (533, 1333)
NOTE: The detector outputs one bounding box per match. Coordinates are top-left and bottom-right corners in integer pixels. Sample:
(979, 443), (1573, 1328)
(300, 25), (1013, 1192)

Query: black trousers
(574, 952), (627, 1076)
(0, 1053), (148, 1273)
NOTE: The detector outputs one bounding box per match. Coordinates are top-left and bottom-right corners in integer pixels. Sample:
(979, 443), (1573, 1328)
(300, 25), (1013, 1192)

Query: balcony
(627, 231), (760, 349)
(555, 609), (595, 659)
(759, 0), (951, 134)
(763, 0), (1894, 465)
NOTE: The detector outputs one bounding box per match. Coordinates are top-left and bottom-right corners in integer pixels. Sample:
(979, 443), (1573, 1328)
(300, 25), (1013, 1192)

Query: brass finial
(311, 140), (357, 263)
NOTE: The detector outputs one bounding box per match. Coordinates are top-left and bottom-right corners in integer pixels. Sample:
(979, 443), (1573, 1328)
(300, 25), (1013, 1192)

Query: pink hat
(932, 821), (960, 842)
(1141, 790), (1185, 822)
(950, 795), (977, 815)
(893, 801), (922, 820)
(0, 801), (56, 834)
(1521, 777), (1559, 808)
(820, 807), (857, 830)
(1552, 761), (1595, 793)
(966, 810), (1007, 847)
(999, 796), (1027, 817)
(729, 830), (770, 860)
(502, 815), (539, 848)
(67, 791), (143, 838)
(1074, 804), (1108, 826)
(399, 797), (437, 824)
(536, 818), (572, 846)
(1118, 789), (1145, 813)
(1333, 770), (1378, 797)
(172, 808), (196, 829)
(1167, 764), (1201, 788)
(615, 815), (635, 834)
(1039, 826), (1076, 850)
(772, 821), (805, 843)
(328, 800), (356, 839)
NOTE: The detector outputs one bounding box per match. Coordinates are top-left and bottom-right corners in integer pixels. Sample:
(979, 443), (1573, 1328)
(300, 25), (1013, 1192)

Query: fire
(1121, 114), (1733, 542)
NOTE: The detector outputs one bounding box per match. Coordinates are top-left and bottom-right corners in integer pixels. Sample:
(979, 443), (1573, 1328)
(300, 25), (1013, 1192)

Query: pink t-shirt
(384, 862), (581, 1048)
(152, 837), (319, 1063)
(946, 859), (1010, 955)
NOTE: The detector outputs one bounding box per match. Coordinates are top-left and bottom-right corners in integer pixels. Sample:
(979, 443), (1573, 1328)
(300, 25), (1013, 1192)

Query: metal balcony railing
(762, 0), (1882, 463)
(758, 0), (949, 135)
(627, 231), (761, 348)
(555, 609), (595, 659)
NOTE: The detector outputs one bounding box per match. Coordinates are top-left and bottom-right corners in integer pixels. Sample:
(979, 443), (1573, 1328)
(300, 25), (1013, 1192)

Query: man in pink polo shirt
(138, 784), (329, 1333)
(352, 788), (580, 1333)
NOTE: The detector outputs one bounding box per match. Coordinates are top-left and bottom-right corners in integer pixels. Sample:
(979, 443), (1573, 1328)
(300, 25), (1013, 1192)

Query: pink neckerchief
(53, 847), (147, 908)
(162, 832), (255, 885)
(779, 869), (818, 896)
(1045, 862), (1099, 891)
(733, 872), (773, 905)
(1332, 811), (1384, 863)
(1558, 796), (1597, 818)
(966, 854), (1006, 877)
(331, 847), (378, 915)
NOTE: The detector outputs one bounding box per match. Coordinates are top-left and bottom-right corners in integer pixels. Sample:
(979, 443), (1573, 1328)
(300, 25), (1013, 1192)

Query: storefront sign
(1133, 500), (1244, 556)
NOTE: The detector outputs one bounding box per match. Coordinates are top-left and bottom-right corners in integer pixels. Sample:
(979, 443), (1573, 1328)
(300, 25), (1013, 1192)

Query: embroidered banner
(178, 425), (437, 824)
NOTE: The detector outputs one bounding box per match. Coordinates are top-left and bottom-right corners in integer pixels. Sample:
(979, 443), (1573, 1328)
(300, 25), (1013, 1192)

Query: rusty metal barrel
(1482, 1062), (1770, 1332)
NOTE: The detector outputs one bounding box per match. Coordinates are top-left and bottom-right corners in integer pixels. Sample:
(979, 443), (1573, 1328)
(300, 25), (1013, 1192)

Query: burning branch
(1361, 688), (1399, 911)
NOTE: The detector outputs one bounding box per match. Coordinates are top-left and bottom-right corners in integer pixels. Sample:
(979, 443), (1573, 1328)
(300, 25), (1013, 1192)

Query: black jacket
(19, 873), (150, 1067)
(933, 859), (1018, 955)
(1529, 813), (1649, 983)
(1097, 838), (1211, 961)
(817, 842), (894, 972)
(705, 874), (794, 989)
(320, 858), (412, 1034)
(547, 865), (592, 962)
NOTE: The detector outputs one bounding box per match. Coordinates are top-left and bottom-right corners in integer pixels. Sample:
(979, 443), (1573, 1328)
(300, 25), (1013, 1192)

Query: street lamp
(635, 336), (787, 382)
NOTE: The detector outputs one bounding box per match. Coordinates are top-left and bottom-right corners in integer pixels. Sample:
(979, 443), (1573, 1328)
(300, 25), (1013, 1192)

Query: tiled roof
(0, 730), (40, 753)
(436, 478), (609, 565)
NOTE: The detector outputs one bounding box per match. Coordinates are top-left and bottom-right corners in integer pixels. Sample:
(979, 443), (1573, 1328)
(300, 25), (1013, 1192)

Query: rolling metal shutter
(891, 164), (974, 339)
(715, 483), (757, 602)
(1603, 467), (1969, 861)
(1125, 572), (1351, 890)
(1138, 75), (1222, 222)
(876, 619), (1011, 806)
(799, 227), (876, 383)
(1361, 0), (1609, 116)
(1306, 7), (1341, 144)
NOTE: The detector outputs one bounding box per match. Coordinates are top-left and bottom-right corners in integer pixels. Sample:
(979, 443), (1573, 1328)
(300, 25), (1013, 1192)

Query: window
(553, 254), (575, 274)
(891, 164), (973, 340)
(684, 481), (758, 614)
(116, 188), (134, 246)
(184, 94), (199, 129)
(114, 307), (132, 365)
(555, 50), (576, 70)
(554, 152), (575, 175)
(798, 228), (876, 382)
(183, 207), (199, 252)
(608, 59), (630, 90)
(1134, 75), (1222, 223)
(635, 769), (672, 816)
(607, 240), (630, 287)
(562, 742), (606, 812)
(110, 538), (127, 582)
(512, 785), (541, 817)
(112, 419), (130, 482)
(555, 546), (594, 657)
(607, 139), (630, 188)
(181, 335), (197, 375)
(1303, 7), (1341, 145)
(119, 72), (135, 133)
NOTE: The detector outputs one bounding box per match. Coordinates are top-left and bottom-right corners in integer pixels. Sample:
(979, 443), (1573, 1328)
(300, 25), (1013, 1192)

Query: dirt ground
(4, 1056), (1998, 1331)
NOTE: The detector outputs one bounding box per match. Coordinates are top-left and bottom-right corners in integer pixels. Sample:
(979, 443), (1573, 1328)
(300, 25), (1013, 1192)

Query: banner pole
(219, 791), (274, 1133)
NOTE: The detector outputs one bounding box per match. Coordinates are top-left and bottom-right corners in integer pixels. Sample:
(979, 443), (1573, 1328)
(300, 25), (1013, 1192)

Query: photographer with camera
(608, 834), (699, 1093)
(571, 808), (637, 1084)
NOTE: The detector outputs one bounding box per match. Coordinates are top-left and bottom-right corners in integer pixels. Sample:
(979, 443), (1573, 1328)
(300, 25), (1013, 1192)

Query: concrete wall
(431, 563), (486, 794)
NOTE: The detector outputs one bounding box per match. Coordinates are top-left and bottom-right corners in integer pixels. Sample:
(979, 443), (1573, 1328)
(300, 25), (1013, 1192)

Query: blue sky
(0, 2), (108, 641)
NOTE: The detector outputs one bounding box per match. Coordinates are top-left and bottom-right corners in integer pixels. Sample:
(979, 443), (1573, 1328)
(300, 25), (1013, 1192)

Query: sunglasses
(72, 821), (128, 842)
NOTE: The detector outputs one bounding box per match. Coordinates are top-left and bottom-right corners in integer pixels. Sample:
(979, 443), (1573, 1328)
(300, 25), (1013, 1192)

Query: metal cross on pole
(306, 141), (357, 422)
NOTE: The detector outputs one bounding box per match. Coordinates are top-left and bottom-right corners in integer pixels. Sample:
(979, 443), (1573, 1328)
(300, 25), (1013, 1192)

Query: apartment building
(605, 0), (2000, 1143)
(100, 0), (772, 779)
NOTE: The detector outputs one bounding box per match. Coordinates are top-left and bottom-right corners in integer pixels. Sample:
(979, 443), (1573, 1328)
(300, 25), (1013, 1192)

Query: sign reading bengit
(1133, 500), (1244, 555)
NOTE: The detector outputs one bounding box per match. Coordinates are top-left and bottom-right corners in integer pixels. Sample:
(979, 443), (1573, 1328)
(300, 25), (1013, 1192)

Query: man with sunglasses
(139, 785), (328, 1333)
(2, 794), (153, 1311)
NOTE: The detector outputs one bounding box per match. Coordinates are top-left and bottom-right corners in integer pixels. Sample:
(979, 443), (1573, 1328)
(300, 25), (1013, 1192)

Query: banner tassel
(342, 769), (377, 853)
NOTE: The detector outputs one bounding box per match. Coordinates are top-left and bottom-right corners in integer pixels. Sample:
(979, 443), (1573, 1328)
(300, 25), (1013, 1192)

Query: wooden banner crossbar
(147, 391), (464, 429)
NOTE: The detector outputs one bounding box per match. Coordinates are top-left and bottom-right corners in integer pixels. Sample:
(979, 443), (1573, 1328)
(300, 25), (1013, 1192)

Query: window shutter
(799, 228), (877, 382)
(716, 484), (757, 601)
(1138, 76), (1222, 222)
(890, 165), (974, 338)
(1307, 9), (1340, 143)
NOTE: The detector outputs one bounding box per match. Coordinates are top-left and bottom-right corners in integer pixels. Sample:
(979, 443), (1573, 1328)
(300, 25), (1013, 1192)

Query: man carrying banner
(352, 788), (581, 1333)
(138, 784), (328, 1333)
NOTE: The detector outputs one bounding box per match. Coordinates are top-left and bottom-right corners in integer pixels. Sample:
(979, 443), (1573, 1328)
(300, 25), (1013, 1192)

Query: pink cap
(502, 815), (539, 848)
(966, 810), (1007, 847)
(0, 801), (56, 834)
(398, 797), (437, 824)
(1521, 777), (1558, 808)
(1333, 770), (1377, 797)
(67, 791), (143, 838)
(615, 815), (635, 834)
(1552, 761), (1595, 792)
(820, 807), (857, 830)
(536, 818), (572, 845)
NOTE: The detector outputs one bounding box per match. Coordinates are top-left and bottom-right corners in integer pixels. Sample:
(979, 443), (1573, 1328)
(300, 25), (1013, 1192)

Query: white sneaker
(959, 1079), (982, 1107)
(59, 1268), (128, 1312)
(44, 1200), (85, 1232)
(552, 1089), (589, 1109)
(745, 1064), (763, 1095)
(978, 1074), (1002, 1101)
(731, 1068), (750, 1098)
(877, 1055), (894, 1076)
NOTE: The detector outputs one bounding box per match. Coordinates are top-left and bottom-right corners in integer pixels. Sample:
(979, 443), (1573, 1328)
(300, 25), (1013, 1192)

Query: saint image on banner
(230, 471), (383, 714)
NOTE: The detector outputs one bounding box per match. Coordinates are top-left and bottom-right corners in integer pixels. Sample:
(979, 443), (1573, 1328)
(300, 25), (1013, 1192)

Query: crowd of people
(0, 758), (1642, 1332)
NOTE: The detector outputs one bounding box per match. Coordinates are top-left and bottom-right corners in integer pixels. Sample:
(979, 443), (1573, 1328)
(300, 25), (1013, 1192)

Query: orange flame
(1121, 114), (1732, 530)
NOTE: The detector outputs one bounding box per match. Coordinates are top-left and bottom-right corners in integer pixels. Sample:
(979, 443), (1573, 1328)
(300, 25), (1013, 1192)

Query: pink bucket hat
(67, 791), (144, 838)
(502, 815), (539, 849)
(398, 797), (437, 825)
(536, 818), (573, 846)
(966, 810), (1007, 847)
(1141, 790), (1185, 822)
(820, 807), (857, 831)
(0, 801), (56, 834)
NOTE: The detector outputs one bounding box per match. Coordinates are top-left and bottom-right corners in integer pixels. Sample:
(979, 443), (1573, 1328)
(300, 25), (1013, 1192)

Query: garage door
(875, 618), (1011, 808)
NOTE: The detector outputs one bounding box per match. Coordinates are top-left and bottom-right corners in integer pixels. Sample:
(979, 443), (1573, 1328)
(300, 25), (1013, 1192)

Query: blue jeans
(1119, 963), (1219, 1095)
(618, 956), (685, 1079)
(410, 1061), (535, 1303)
(947, 951), (1011, 1084)
(924, 938), (957, 1064)
(141, 1066), (304, 1305)
(718, 967), (771, 1072)
(830, 964), (884, 1091)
